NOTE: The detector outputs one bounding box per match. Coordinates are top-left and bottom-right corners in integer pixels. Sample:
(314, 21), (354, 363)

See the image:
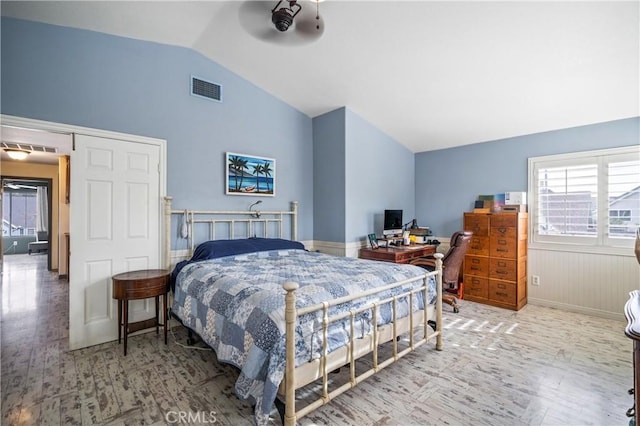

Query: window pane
(2, 191), (37, 236)
(537, 164), (597, 236)
(608, 160), (640, 238)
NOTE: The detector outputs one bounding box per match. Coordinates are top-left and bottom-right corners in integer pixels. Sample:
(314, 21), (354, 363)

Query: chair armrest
(409, 257), (437, 269)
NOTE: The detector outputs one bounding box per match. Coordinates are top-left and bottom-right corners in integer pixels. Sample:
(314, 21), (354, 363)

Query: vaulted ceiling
(2, 1), (638, 153)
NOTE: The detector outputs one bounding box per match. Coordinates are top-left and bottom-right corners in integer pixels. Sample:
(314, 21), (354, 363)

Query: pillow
(190, 238), (305, 261)
(170, 238), (305, 290)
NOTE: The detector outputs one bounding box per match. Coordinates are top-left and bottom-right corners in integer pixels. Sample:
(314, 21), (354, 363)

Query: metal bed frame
(163, 196), (443, 425)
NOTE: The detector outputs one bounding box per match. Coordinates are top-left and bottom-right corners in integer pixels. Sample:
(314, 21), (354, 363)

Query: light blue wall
(312, 108), (415, 244)
(415, 117), (640, 237)
(4, 18), (636, 246)
(1, 17), (314, 240)
(313, 108), (346, 242)
(345, 109), (415, 243)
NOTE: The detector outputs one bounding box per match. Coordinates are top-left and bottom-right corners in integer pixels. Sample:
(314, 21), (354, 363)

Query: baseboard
(528, 297), (625, 322)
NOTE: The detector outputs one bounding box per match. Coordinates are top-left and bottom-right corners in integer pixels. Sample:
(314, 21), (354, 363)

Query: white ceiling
(1, 1), (638, 153)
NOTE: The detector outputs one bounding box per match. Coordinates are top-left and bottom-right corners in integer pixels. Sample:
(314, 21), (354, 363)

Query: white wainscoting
(311, 240), (356, 257)
(528, 247), (640, 321)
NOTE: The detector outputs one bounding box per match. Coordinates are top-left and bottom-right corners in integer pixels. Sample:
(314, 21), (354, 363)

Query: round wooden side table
(112, 269), (170, 355)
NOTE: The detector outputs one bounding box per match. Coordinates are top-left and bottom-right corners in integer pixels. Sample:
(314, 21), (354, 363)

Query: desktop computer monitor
(383, 209), (403, 236)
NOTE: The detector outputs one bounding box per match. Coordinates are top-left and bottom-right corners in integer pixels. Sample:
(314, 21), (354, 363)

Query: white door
(69, 134), (161, 350)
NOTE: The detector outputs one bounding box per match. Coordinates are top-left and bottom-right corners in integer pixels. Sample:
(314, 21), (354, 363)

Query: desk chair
(410, 230), (472, 313)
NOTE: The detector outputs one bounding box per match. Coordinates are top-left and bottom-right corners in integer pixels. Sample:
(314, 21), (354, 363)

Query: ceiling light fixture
(271, 0), (302, 32)
(5, 149), (30, 160)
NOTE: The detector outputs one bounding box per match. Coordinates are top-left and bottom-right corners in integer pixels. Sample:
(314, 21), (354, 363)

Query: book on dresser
(463, 211), (528, 310)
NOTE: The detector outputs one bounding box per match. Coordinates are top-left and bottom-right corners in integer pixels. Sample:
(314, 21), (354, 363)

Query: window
(2, 189), (37, 236)
(529, 146), (640, 251)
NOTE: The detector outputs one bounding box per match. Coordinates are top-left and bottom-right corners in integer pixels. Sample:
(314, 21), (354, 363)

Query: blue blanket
(172, 248), (435, 425)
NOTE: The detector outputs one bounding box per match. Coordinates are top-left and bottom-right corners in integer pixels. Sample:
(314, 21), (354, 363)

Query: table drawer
(465, 276), (488, 299)
(396, 250), (428, 262)
(490, 236), (517, 258)
(489, 279), (516, 305)
(468, 236), (490, 256)
(464, 213), (490, 236)
(489, 258), (517, 281)
(465, 255), (489, 276)
(121, 279), (168, 299)
(360, 251), (393, 262)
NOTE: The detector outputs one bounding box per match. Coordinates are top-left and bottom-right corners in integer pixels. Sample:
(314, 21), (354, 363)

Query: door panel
(70, 134), (161, 350)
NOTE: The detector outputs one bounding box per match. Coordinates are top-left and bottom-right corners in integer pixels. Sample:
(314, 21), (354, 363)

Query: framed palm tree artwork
(226, 152), (276, 196)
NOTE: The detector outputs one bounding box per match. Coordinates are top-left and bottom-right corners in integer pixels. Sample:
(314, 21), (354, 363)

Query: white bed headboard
(164, 196), (298, 268)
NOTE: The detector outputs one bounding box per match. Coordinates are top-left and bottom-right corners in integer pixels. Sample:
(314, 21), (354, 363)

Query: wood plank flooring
(1, 254), (634, 425)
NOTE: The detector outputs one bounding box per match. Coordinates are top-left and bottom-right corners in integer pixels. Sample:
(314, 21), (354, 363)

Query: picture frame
(368, 233), (379, 249)
(226, 152), (275, 196)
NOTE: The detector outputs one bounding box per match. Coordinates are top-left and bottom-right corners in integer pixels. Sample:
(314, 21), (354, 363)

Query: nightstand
(112, 269), (170, 355)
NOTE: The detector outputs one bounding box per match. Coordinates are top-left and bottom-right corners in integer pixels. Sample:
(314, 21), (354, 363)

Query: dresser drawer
(489, 279), (516, 305)
(465, 255), (489, 276)
(464, 213), (490, 236)
(490, 214), (517, 228)
(490, 236), (517, 258)
(465, 276), (488, 299)
(490, 226), (516, 239)
(489, 258), (517, 281)
(468, 236), (490, 256)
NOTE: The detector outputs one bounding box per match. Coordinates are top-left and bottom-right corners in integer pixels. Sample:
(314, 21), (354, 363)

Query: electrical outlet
(532, 275), (540, 286)
(12, 241), (17, 246)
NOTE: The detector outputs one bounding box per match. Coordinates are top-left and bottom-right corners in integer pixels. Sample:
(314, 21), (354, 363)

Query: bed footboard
(281, 254), (444, 425)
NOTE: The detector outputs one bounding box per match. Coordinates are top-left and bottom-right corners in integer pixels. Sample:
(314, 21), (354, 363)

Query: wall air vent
(191, 76), (222, 102)
(1, 142), (57, 153)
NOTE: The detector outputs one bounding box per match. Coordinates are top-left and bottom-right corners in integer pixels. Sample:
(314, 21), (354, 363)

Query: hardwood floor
(1, 254), (634, 425)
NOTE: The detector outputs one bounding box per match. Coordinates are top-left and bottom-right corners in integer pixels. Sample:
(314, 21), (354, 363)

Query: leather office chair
(410, 231), (472, 313)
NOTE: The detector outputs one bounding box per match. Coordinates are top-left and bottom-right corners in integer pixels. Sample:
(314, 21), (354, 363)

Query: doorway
(1, 114), (167, 350)
(1, 177), (53, 270)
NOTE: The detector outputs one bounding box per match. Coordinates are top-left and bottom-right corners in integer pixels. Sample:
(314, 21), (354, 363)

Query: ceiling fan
(238, 0), (325, 46)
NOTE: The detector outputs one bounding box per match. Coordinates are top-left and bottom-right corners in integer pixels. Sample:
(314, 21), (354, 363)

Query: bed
(164, 197), (443, 425)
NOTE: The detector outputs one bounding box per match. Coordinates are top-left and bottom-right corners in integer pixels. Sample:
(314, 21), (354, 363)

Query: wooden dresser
(359, 244), (436, 264)
(463, 212), (528, 310)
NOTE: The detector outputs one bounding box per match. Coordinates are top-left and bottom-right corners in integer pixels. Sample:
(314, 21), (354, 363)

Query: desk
(112, 269), (170, 355)
(359, 244), (436, 264)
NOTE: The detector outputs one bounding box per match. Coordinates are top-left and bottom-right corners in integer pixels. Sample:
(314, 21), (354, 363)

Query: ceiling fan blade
(238, 1), (274, 40)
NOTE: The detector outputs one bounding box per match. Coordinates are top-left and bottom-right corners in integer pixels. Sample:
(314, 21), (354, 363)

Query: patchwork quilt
(172, 248), (436, 425)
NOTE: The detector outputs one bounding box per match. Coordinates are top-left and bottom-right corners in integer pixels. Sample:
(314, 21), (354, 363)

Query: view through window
(2, 185), (37, 236)
(529, 146), (640, 249)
